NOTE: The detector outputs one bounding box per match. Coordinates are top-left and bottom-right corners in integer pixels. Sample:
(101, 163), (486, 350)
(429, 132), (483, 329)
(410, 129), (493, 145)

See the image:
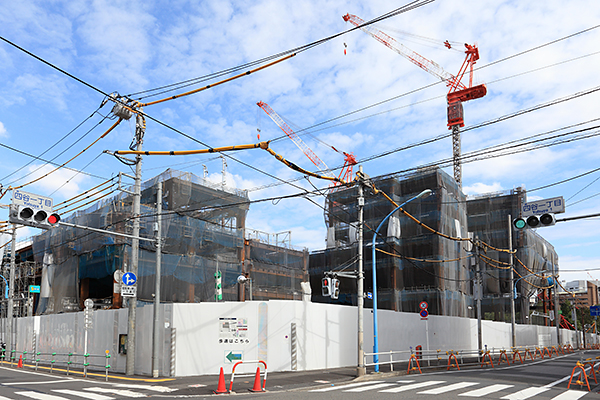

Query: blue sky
(1, 0), (600, 283)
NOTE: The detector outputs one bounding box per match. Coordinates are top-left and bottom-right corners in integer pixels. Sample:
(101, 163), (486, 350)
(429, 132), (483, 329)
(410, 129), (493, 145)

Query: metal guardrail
(0, 348), (112, 380)
(364, 343), (577, 373)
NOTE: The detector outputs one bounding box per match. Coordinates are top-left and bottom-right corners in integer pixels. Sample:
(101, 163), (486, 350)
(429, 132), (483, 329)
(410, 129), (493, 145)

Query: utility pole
(553, 256), (561, 346)
(508, 215), (516, 347)
(572, 307), (579, 349)
(474, 237), (482, 358)
(152, 181), (162, 378)
(126, 112), (144, 375)
(357, 166), (365, 377)
(6, 227), (16, 354)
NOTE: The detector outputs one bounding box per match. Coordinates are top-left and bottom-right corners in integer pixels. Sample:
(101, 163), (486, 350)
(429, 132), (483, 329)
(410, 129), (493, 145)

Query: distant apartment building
(558, 280), (600, 308)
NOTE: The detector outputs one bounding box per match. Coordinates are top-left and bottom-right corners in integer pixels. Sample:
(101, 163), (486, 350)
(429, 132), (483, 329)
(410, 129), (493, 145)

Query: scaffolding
(311, 168), (471, 317)
(6, 169), (307, 314)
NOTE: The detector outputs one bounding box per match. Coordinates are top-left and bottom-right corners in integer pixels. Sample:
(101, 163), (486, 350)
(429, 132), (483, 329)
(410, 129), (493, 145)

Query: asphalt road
(0, 350), (599, 400)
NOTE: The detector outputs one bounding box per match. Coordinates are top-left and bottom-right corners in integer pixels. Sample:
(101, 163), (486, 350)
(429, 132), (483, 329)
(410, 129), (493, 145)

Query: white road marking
(83, 388), (146, 398)
(309, 381), (384, 392)
(544, 365), (595, 388)
(52, 390), (114, 400)
(3, 380), (83, 386)
(0, 396), (12, 400)
(459, 384), (514, 397)
(500, 387), (550, 399)
(418, 382), (479, 394)
(344, 383), (396, 392)
(379, 381), (446, 393)
(15, 392), (68, 400)
(550, 390), (589, 400)
(113, 385), (177, 393)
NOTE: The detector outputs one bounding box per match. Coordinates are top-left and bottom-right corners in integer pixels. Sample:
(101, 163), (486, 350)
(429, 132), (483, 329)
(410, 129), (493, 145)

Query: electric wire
(0, 106), (103, 183)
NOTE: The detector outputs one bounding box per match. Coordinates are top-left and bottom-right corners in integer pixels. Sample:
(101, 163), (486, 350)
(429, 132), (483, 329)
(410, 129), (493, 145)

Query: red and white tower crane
(257, 101), (356, 185)
(343, 13), (487, 188)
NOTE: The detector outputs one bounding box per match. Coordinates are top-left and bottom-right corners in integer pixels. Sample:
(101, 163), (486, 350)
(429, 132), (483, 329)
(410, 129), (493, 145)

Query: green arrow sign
(226, 351), (243, 362)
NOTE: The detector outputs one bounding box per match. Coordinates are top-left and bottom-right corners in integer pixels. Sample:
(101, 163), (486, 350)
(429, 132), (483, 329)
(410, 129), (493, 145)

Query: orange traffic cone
(249, 367), (264, 392)
(213, 367), (228, 394)
(17, 355), (23, 368)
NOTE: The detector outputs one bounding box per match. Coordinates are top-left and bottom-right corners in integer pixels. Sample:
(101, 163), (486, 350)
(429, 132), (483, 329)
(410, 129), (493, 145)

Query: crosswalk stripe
(53, 390), (114, 400)
(309, 381), (384, 392)
(500, 387), (550, 400)
(344, 383), (396, 392)
(83, 388), (146, 398)
(550, 390), (588, 400)
(15, 392), (68, 400)
(459, 384), (515, 397)
(0, 396), (12, 400)
(113, 385), (176, 393)
(379, 381), (446, 393)
(418, 382), (479, 394)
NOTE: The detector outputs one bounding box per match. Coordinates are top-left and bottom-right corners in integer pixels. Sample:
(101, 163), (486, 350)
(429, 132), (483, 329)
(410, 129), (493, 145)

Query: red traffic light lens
(47, 213), (60, 225)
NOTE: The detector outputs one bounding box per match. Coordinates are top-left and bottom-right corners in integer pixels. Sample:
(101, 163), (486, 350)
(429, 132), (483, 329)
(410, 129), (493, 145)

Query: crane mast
(343, 13), (487, 188)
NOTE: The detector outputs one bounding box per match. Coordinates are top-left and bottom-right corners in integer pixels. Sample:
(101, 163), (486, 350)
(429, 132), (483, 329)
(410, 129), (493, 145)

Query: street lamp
(371, 189), (432, 372)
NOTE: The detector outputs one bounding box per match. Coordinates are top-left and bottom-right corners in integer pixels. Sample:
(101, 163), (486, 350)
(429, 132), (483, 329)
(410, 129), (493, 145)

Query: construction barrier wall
(6, 300), (584, 377)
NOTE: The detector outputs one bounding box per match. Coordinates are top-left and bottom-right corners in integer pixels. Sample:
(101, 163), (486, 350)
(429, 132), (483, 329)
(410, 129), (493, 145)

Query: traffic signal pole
(509, 215), (516, 347)
(6, 227), (16, 354)
(126, 112), (144, 376)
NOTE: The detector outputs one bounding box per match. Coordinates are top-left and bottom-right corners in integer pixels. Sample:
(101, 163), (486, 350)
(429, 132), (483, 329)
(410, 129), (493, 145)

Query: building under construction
(467, 189), (558, 325)
(311, 168), (472, 317)
(310, 168), (557, 323)
(1, 170), (308, 316)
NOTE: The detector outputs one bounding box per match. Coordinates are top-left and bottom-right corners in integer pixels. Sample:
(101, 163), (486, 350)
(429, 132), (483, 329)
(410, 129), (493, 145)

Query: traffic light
(513, 213), (556, 230)
(8, 204), (60, 230)
(215, 270), (222, 301)
(331, 278), (340, 300)
(321, 277), (331, 297)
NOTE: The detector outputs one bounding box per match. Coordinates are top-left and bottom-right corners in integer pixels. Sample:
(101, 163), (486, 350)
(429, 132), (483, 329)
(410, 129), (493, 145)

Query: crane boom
(257, 101), (332, 176)
(343, 14), (456, 85)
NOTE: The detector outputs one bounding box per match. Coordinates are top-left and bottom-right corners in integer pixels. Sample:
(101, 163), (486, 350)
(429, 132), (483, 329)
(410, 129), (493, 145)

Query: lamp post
(371, 189), (432, 372)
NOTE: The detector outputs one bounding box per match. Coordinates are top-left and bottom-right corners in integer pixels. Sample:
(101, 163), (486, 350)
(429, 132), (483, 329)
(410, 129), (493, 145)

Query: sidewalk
(89, 366), (361, 395)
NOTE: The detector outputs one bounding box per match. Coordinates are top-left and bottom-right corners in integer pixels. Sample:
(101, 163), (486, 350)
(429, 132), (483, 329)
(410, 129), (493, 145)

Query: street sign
(113, 270), (123, 283)
(522, 196), (565, 217)
(28, 285), (41, 293)
(420, 309), (429, 319)
(591, 305), (600, 316)
(367, 292), (373, 300)
(419, 301), (428, 310)
(122, 272), (137, 286)
(12, 190), (53, 213)
(121, 285), (137, 297)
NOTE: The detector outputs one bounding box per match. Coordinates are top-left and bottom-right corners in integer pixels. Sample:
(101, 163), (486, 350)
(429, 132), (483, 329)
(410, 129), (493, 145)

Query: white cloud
(0, 122), (7, 138)
(463, 182), (503, 196)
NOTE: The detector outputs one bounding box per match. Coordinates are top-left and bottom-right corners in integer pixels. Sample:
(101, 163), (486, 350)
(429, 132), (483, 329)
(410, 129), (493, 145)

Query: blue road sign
(122, 272), (137, 286)
(420, 309), (429, 318)
(591, 305), (600, 317)
(367, 292), (373, 300)
(29, 285), (41, 293)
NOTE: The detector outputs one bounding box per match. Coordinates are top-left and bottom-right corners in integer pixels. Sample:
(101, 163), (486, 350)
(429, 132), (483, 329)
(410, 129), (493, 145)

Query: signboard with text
(522, 196), (565, 217)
